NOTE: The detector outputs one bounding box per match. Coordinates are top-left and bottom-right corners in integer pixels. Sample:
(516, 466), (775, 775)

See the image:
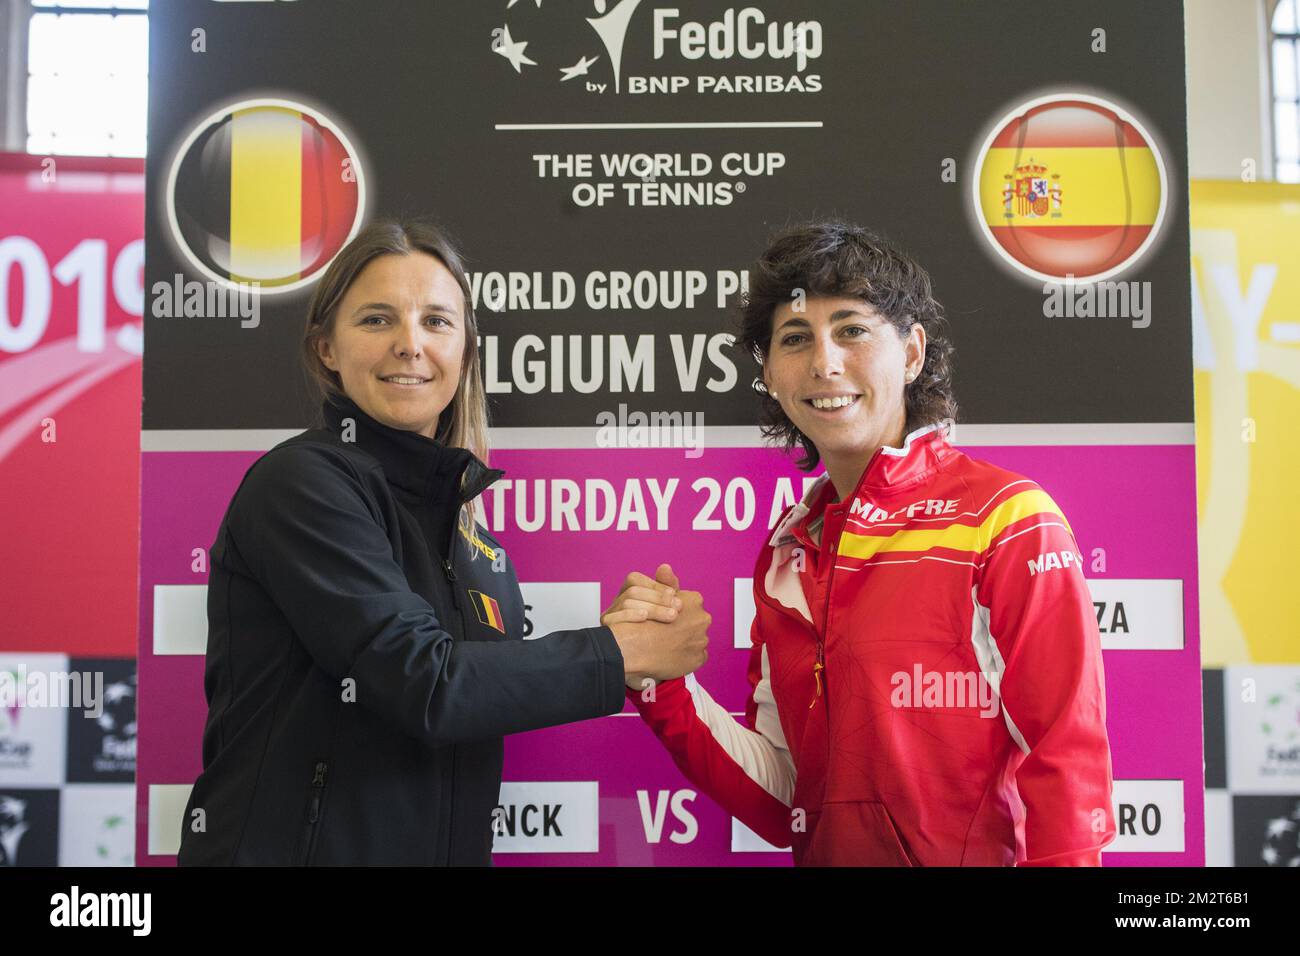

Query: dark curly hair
(737, 219), (958, 471)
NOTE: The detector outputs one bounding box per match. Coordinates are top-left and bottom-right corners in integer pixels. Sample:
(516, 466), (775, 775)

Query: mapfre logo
(493, 2), (824, 96)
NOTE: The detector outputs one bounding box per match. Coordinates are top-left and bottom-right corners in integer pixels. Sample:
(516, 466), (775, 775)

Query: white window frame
(3, 0), (148, 156)
(0, 1), (33, 152)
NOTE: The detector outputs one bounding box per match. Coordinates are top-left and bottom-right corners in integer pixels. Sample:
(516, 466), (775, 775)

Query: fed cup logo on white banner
(164, 97), (367, 295)
(493, 1), (824, 96)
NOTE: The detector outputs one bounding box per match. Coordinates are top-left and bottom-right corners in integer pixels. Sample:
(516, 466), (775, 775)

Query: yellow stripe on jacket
(837, 489), (1071, 562)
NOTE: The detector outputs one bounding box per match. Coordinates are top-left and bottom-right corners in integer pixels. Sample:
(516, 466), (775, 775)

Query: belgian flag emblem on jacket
(468, 590), (506, 635)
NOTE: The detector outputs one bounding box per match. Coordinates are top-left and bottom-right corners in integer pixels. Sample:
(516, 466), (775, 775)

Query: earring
(769, 390), (778, 399)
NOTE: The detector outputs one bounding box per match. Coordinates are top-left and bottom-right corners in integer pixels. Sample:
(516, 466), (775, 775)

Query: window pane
(27, 71), (117, 155)
(27, 14), (67, 75)
(1275, 0), (1298, 34)
(1276, 39), (1298, 100)
(106, 13), (148, 76)
(105, 73), (147, 156)
(29, 12), (114, 77)
(26, 130), (57, 155)
(27, 10), (148, 158)
(26, 72), (74, 139)
(1277, 161), (1300, 183)
(1276, 101), (1300, 161)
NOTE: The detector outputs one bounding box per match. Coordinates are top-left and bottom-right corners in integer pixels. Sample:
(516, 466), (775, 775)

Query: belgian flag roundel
(971, 93), (1167, 283)
(165, 98), (365, 294)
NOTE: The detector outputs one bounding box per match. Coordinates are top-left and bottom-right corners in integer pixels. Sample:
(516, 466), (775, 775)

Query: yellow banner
(1192, 180), (1300, 665)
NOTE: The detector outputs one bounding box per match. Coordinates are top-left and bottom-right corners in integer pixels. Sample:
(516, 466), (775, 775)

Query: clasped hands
(601, 563), (710, 690)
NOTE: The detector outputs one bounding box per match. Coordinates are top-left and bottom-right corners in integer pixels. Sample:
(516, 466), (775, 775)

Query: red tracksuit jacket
(628, 423), (1116, 865)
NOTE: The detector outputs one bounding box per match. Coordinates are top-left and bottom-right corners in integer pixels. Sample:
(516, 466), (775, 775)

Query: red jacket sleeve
(626, 617), (796, 848)
(975, 485), (1116, 866)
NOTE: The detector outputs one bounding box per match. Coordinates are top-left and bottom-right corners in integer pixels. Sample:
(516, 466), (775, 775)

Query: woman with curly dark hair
(605, 220), (1116, 866)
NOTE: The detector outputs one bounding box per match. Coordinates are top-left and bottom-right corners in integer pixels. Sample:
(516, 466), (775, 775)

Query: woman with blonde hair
(179, 219), (709, 865)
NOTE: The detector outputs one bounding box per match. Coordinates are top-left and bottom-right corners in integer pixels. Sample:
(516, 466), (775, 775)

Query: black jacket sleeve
(224, 442), (627, 746)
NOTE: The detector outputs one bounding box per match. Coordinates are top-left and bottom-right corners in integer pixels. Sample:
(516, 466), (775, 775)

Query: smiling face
(763, 296), (925, 494)
(316, 252), (466, 439)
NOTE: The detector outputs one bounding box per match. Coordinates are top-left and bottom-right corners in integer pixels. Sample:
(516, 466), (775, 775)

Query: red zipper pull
(810, 659), (824, 708)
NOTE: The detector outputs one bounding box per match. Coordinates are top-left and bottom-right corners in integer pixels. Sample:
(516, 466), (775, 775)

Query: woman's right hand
(603, 565), (710, 689)
(601, 564), (682, 626)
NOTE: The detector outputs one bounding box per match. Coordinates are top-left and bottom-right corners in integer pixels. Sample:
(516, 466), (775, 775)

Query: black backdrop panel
(143, 0), (1191, 430)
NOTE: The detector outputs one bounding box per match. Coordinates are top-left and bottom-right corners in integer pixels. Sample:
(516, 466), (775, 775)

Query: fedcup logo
(1260, 679), (1300, 768)
(970, 93), (1168, 283)
(588, 0), (641, 92)
(495, 1), (822, 94)
(165, 97), (366, 295)
(496, 0), (647, 91)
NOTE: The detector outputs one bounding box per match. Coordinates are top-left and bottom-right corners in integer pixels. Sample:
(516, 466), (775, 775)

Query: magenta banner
(136, 441), (1200, 865)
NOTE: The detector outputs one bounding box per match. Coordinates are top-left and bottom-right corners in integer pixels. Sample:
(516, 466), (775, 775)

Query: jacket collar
(767, 421), (955, 547)
(854, 421), (955, 495)
(320, 392), (503, 503)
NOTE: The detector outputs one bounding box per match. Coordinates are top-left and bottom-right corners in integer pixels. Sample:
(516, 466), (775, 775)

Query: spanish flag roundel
(165, 97), (365, 294)
(971, 93), (1167, 283)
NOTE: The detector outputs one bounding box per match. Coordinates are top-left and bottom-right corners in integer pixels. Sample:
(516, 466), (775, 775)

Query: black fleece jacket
(178, 393), (625, 865)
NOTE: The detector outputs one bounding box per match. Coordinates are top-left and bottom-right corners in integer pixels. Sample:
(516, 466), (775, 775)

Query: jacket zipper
(440, 517), (469, 865)
(811, 554), (834, 710)
(811, 647), (825, 708)
(303, 760), (328, 864)
(305, 683), (346, 865)
(808, 489), (855, 710)
(808, 511), (839, 710)
(759, 532), (830, 710)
